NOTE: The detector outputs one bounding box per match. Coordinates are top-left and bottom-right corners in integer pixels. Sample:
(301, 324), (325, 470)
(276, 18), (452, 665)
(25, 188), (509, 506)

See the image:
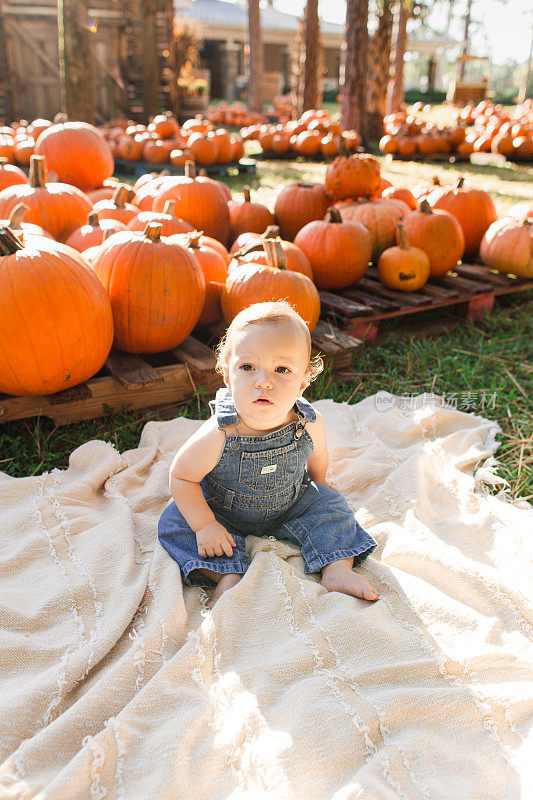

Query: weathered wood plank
(318, 290), (373, 317)
(105, 350), (163, 387)
(455, 263), (516, 286)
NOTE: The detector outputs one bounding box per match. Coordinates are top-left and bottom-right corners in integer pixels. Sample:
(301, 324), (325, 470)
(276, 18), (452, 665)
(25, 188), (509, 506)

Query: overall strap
(209, 388), (240, 449)
(294, 396), (317, 423)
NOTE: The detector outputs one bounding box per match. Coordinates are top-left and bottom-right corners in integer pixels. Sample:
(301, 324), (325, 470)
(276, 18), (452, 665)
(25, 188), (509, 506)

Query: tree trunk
(57, 0), (95, 122)
(366, 0), (394, 143)
(166, 0), (180, 119)
(302, 0), (319, 111)
(248, 0), (263, 112)
(141, 0), (160, 121)
(341, 0), (370, 143)
(387, 0), (412, 114)
(459, 0), (472, 80)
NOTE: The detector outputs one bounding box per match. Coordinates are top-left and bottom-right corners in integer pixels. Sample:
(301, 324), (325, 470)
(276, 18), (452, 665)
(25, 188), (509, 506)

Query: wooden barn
(0, 0), (176, 124)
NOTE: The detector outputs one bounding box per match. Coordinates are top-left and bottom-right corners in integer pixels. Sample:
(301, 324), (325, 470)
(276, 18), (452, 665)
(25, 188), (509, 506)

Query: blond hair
(215, 301), (324, 382)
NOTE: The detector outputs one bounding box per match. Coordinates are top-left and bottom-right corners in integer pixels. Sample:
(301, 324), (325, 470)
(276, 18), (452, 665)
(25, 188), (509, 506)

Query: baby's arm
(305, 411), (333, 488)
(169, 417), (236, 558)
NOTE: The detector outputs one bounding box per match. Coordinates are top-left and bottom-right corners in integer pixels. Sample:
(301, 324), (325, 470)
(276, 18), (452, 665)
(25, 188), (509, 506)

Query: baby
(158, 301), (378, 609)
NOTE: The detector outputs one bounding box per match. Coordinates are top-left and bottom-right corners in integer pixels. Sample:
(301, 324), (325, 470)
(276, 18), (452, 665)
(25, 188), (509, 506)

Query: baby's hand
(196, 521), (236, 558)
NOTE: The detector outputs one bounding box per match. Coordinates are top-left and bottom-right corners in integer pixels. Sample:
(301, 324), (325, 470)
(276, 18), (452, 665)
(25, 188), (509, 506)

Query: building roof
(175, 0), (345, 36)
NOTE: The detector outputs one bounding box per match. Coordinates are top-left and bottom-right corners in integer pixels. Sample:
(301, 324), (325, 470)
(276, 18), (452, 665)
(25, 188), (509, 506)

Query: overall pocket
(238, 443), (300, 492)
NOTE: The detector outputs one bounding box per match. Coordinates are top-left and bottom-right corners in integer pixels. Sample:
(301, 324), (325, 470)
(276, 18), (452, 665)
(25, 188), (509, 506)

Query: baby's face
(223, 320), (310, 432)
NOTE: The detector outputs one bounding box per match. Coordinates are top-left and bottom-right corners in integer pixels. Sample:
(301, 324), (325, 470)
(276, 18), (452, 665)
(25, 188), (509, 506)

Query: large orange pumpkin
(34, 120), (114, 192)
(152, 163), (230, 245)
(0, 155), (92, 242)
(294, 207), (371, 289)
(0, 227), (113, 396)
(325, 153), (381, 200)
(221, 240), (320, 331)
(274, 182), (331, 241)
(92, 223), (206, 353)
(401, 200), (465, 277)
(426, 177), (497, 259)
(479, 217), (533, 279)
(335, 197), (410, 262)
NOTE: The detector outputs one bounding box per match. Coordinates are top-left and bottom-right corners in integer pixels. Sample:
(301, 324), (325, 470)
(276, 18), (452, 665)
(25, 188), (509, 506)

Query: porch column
(220, 42), (241, 102)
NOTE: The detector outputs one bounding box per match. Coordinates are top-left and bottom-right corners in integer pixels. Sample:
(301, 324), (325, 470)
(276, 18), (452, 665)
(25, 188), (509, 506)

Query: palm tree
(248, 0), (263, 112)
(341, 0), (370, 143)
(366, 0), (394, 142)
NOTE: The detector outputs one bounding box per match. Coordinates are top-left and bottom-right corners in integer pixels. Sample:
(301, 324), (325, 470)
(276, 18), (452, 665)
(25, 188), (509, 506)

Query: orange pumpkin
(426, 177), (497, 259)
(152, 163), (231, 245)
(221, 240), (320, 331)
(401, 200), (465, 277)
(480, 217), (533, 279)
(0, 156), (27, 191)
(184, 232), (228, 325)
(126, 199), (195, 236)
(382, 186), (417, 210)
(93, 186), (138, 226)
(0, 227), (113, 395)
(229, 233), (313, 279)
(0, 154), (92, 242)
(335, 197), (410, 262)
(274, 182), (331, 241)
(377, 223), (430, 291)
(294, 207), (371, 289)
(228, 187), (275, 244)
(65, 212), (127, 252)
(325, 153), (381, 200)
(92, 223), (206, 353)
(187, 132), (219, 166)
(34, 120), (114, 192)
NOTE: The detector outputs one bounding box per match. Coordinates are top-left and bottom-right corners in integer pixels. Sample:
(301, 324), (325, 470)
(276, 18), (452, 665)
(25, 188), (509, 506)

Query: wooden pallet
(0, 321), (361, 426)
(384, 153), (471, 165)
(318, 263), (533, 343)
(113, 158), (257, 180)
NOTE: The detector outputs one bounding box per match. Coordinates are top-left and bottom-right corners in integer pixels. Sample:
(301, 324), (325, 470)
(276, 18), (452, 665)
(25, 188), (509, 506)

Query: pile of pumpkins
(241, 108), (362, 159)
(453, 98), (533, 161)
(0, 118), (532, 402)
(379, 110), (473, 159)
(208, 94), (296, 128)
(0, 113), (246, 170)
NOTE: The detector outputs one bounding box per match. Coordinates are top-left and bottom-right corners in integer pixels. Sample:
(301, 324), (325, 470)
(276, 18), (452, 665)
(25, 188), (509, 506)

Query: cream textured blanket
(1, 392), (532, 800)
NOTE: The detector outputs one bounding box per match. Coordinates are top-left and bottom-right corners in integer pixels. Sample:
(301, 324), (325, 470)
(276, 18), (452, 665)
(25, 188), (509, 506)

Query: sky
(265, 0), (533, 66)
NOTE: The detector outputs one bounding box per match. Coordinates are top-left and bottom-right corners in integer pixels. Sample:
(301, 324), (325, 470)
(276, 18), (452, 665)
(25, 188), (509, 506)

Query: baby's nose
(255, 371), (273, 388)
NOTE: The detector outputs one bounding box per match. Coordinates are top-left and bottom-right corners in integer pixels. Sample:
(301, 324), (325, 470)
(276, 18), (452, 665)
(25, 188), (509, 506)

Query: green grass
(1, 297), (531, 501)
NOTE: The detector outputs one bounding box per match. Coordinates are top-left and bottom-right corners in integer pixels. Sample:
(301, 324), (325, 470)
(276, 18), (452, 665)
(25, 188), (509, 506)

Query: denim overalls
(158, 388), (377, 588)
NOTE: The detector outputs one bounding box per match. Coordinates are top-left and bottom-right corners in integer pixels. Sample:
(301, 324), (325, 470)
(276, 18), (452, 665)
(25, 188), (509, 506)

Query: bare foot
(321, 564), (378, 602)
(206, 573), (243, 610)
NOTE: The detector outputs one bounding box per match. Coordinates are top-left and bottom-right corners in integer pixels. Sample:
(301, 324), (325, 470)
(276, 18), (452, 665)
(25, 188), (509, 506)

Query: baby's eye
(275, 366), (290, 374)
(240, 363), (254, 371)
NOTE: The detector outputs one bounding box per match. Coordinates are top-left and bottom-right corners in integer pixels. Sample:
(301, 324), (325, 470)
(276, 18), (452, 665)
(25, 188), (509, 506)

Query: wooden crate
(318, 264), (533, 343)
(0, 321), (361, 426)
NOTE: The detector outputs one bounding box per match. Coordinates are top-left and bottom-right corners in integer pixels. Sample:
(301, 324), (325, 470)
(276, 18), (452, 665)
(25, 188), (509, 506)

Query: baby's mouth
(254, 397), (273, 405)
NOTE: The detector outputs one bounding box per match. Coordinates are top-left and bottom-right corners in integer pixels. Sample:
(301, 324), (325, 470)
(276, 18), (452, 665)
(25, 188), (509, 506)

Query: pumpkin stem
(0, 226), (25, 255)
(54, 112), (68, 125)
(432, 176), (440, 186)
(185, 161), (196, 179)
(327, 207), (343, 224)
(338, 135), (349, 157)
(8, 203), (29, 228)
(102, 227), (115, 241)
(163, 199), (176, 216)
(243, 186), (251, 203)
(262, 224), (280, 238)
(263, 238), (288, 270)
(419, 199), (433, 214)
(28, 155), (47, 188)
(187, 231), (202, 249)
(112, 185), (134, 206)
(397, 222), (410, 250)
(87, 211), (100, 227)
(456, 176), (465, 189)
(143, 222), (162, 242)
